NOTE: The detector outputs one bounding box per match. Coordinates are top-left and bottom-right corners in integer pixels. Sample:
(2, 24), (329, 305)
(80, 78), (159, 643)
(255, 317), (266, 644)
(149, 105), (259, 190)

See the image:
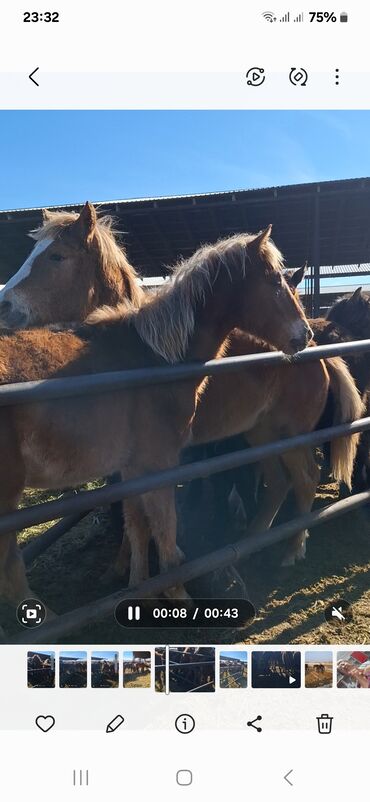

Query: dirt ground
(220, 667), (248, 688)
(1, 478), (369, 645)
(123, 670), (151, 689)
(305, 663), (333, 688)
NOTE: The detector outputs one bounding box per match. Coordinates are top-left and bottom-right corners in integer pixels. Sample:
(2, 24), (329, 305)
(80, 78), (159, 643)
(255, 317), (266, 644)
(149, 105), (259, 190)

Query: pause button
(128, 605), (141, 621)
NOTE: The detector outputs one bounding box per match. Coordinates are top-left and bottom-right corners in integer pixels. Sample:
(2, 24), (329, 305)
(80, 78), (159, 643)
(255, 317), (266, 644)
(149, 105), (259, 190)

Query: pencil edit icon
(106, 714), (125, 733)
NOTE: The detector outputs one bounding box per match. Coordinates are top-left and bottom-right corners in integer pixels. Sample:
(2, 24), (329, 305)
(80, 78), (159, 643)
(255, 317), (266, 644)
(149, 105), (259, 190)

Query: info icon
(175, 714), (195, 734)
(324, 599), (353, 626)
(16, 598), (47, 629)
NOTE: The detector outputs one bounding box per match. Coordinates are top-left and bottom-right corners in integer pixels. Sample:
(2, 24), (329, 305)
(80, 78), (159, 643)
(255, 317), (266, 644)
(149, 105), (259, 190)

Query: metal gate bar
(22, 511), (89, 565)
(1, 338), (370, 406)
(9, 489), (370, 644)
(3, 415), (370, 539)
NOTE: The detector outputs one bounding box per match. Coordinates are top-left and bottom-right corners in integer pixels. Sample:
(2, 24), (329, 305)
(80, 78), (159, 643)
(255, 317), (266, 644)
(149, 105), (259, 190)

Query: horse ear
(350, 287), (363, 303)
(253, 225), (273, 253)
(73, 202), (97, 245)
(290, 263), (307, 288)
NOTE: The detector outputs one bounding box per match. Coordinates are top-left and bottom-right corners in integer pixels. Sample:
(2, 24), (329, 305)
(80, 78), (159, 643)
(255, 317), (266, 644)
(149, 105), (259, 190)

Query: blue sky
(0, 111), (369, 210)
(60, 651), (87, 661)
(220, 651), (248, 662)
(92, 652), (118, 660)
(306, 651), (333, 663)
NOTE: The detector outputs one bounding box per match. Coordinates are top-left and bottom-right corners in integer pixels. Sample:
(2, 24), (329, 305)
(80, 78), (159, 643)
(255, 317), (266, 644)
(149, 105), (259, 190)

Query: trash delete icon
(317, 714), (333, 734)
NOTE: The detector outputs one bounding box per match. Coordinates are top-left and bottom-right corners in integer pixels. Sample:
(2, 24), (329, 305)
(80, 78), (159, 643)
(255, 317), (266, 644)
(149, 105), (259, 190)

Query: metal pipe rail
(10, 489), (370, 644)
(0, 333), (369, 642)
(1, 415), (368, 539)
(1, 338), (370, 406)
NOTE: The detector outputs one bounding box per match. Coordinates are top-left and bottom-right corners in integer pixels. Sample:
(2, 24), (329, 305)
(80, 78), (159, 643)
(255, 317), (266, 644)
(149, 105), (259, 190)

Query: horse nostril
(0, 300), (11, 314)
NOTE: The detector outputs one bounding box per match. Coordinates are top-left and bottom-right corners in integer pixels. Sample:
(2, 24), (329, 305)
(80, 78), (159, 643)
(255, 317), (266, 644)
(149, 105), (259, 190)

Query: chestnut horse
(0, 202), (144, 328)
(0, 226), (311, 607)
(191, 329), (362, 565)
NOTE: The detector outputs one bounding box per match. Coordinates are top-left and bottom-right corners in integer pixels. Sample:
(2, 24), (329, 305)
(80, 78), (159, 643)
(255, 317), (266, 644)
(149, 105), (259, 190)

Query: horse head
(232, 228), (312, 354)
(0, 202), (143, 329)
(327, 286), (370, 339)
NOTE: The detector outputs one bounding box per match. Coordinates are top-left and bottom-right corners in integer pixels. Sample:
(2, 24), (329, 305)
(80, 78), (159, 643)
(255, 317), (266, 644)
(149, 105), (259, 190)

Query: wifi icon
(262, 11), (277, 22)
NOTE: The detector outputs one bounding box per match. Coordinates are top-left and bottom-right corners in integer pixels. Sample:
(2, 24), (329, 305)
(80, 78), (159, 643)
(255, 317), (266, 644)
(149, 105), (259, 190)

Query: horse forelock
(30, 210), (144, 308)
(133, 232), (285, 363)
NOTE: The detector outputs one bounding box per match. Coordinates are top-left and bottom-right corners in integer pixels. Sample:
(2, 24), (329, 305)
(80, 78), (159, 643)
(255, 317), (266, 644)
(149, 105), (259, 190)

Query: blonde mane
(30, 210), (144, 308)
(132, 231), (284, 362)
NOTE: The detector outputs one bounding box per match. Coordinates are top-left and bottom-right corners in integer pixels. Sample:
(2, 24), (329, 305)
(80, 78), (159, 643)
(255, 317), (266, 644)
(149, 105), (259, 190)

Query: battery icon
(340, 12), (348, 22)
(127, 605), (141, 621)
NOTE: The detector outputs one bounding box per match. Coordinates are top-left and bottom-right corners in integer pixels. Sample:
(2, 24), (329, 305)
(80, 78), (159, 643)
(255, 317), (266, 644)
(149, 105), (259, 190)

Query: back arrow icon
(284, 769), (294, 786)
(29, 68), (39, 86)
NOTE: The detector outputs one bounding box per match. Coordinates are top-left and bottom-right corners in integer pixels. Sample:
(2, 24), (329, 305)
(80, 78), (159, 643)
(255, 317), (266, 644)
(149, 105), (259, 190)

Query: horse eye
(50, 253), (65, 262)
(274, 279), (282, 295)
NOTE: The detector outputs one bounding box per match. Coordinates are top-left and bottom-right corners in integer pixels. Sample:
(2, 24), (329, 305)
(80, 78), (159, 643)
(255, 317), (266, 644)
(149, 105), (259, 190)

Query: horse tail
(324, 356), (364, 488)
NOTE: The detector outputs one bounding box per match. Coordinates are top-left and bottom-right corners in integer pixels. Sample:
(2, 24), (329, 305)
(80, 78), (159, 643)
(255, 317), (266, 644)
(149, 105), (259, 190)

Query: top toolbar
(0, 69), (369, 110)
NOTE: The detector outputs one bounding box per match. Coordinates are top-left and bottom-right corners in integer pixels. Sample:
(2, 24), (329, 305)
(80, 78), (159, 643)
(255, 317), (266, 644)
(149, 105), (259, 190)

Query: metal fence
(4, 337), (370, 644)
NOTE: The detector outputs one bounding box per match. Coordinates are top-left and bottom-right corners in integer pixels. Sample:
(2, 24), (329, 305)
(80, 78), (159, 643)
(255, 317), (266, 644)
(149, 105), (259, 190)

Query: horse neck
(185, 269), (245, 362)
(94, 255), (144, 312)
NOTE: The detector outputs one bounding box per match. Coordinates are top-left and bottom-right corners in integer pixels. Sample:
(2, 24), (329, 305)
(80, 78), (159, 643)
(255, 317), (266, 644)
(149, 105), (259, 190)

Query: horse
(311, 288), (370, 491)
(0, 202), (144, 329)
(0, 225), (311, 609)
(0, 202), (144, 544)
(178, 264), (310, 546)
(190, 329), (363, 566)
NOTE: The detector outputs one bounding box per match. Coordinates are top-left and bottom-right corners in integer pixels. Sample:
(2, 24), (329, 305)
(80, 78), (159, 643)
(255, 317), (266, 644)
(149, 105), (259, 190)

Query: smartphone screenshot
(0, 1), (369, 798)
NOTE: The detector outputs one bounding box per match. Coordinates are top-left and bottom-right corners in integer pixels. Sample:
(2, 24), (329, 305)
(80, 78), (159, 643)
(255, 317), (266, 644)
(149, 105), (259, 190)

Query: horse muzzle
(288, 324), (313, 354)
(0, 299), (28, 329)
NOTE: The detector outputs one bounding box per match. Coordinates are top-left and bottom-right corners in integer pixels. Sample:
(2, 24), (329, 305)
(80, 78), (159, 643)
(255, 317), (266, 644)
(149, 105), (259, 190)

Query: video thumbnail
(91, 651), (119, 688)
(123, 651), (151, 688)
(251, 652), (301, 688)
(155, 647), (215, 692)
(59, 651), (88, 689)
(304, 652), (333, 688)
(27, 650), (55, 688)
(337, 651), (370, 688)
(219, 651), (248, 688)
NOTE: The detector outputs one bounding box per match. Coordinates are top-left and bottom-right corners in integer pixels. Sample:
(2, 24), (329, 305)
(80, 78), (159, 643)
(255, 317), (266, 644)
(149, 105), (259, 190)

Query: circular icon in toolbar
(324, 599), (353, 625)
(246, 67), (266, 86)
(16, 598), (47, 628)
(175, 714), (195, 734)
(289, 67), (308, 86)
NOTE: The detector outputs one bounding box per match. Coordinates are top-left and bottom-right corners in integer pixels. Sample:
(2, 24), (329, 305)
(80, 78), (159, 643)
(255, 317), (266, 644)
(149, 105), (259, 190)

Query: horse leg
(140, 487), (189, 599)
(123, 497), (151, 588)
(0, 456), (31, 607)
(246, 456), (292, 536)
(280, 448), (320, 566)
(0, 528), (31, 607)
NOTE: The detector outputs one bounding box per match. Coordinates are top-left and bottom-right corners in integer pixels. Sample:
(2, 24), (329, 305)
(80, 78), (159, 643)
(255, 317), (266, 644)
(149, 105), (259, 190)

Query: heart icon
(35, 715), (55, 732)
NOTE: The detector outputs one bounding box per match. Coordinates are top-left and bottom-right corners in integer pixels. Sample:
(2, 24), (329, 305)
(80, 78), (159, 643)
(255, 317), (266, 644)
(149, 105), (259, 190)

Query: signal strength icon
(262, 11), (277, 22)
(294, 12), (304, 22)
(279, 12), (290, 22)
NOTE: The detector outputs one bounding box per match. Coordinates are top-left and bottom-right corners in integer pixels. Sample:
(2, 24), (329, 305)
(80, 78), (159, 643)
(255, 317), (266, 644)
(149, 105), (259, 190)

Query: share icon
(247, 715), (262, 733)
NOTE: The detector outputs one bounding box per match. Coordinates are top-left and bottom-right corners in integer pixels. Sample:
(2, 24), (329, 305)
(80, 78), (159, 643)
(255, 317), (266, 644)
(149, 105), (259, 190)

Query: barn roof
(1, 177), (370, 284)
